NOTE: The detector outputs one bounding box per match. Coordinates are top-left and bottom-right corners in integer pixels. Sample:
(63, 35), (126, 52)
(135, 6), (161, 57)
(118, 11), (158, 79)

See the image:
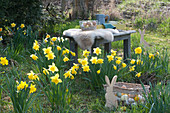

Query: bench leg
(104, 42), (111, 55)
(70, 39), (78, 66)
(123, 36), (131, 61)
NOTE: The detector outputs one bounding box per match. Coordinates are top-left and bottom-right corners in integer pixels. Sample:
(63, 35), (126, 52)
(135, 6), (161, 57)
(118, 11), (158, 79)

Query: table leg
(69, 39), (78, 66)
(104, 42), (111, 55)
(123, 35), (131, 61)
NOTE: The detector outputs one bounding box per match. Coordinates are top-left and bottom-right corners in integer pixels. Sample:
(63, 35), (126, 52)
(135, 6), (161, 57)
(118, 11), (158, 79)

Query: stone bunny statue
(105, 75), (118, 108)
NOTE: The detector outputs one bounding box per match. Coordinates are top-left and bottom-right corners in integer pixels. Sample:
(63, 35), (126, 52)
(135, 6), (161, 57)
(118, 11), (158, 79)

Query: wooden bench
(63, 30), (136, 65)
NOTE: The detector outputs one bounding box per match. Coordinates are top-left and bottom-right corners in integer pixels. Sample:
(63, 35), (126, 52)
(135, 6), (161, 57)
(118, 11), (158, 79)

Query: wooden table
(63, 30), (136, 65)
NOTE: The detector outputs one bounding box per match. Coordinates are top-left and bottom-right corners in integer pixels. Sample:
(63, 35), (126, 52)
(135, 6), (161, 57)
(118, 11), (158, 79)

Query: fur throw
(63, 29), (119, 50)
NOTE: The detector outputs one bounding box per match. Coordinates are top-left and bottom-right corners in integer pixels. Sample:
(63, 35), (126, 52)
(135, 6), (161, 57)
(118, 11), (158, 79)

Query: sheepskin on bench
(63, 29), (119, 51)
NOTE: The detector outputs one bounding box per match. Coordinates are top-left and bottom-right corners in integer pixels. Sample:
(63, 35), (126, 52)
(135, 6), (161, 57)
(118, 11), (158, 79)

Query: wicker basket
(104, 82), (150, 95)
(79, 20), (97, 31)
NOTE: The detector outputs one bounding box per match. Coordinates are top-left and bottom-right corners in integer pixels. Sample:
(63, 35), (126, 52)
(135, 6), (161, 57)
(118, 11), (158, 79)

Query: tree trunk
(72, 0), (78, 19)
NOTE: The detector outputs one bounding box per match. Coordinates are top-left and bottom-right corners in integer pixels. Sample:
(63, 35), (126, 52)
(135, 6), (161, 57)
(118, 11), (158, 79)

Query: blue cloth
(102, 23), (116, 29)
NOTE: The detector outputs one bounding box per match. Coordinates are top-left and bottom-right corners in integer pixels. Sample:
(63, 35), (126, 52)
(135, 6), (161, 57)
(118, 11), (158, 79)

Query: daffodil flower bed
(1, 23), (169, 112)
(75, 47), (129, 90)
(72, 46), (168, 91)
(27, 35), (75, 112)
(2, 68), (39, 113)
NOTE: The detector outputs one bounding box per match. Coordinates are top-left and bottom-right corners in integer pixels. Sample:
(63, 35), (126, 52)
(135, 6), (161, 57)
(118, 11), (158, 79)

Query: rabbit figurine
(105, 75), (118, 108)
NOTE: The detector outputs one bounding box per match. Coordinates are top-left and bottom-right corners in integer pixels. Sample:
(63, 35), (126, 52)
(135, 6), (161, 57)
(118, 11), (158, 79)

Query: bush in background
(0, 0), (42, 27)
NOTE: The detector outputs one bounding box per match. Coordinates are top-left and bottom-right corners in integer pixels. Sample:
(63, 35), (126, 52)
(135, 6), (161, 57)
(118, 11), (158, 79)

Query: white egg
(121, 94), (128, 101)
(128, 98), (135, 103)
(131, 102), (137, 106)
(138, 94), (145, 101)
(117, 92), (122, 97)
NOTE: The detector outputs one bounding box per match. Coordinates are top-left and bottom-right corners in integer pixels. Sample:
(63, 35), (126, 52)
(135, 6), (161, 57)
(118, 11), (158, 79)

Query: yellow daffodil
(116, 57), (122, 60)
(0, 28), (2, 32)
(113, 65), (117, 70)
(20, 81), (28, 89)
(50, 73), (62, 85)
(27, 70), (35, 80)
(78, 59), (82, 64)
(0, 36), (3, 41)
(33, 44), (40, 51)
(30, 54), (38, 60)
(90, 57), (97, 64)
(65, 49), (69, 54)
(17, 84), (22, 91)
(136, 72), (141, 77)
(46, 34), (50, 38)
(66, 89), (69, 92)
(71, 75), (74, 79)
(71, 51), (76, 56)
(107, 55), (114, 62)
(82, 65), (90, 72)
(34, 40), (38, 45)
(156, 51), (159, 56)
(64, 70), (72, 78)
(29, 84), (36, 94)
(48, 62), (58, 73)
(63, 56), (69, 62)
(97, 59), (104, 64)
(44, 38), (48, 43)
(72, 63), (79, 70)
(43, 68), (49, 75)
(20, 24), (25, 28)
(11, 23), (16, 27)
(32, 74), (39, 81)
(116, 60), (121, 64)
(0, 57), (8, 65)
(149, 53), (154, 59)
(129, 65), (135, 72)
(45, 52), (55, 60)
(135, 47), (142, 54)
(21, 82), (28, 90)
(57, 46), (61, 51)
(42, 47), (52, 54)
(51, 37), (57, 41)
(120, 106), (126, 111)
(18, 81), (28, 90)
(130, 59), (135, 64)
(122, 63), (126, 68)
(111, 49), (117, 56)
(137, 59), (143, 65)
(81, 58), (88, 66)
(83, 50), (90, 57)
(62, 50), (67, 55)
(50, 41), (54, 45)
(93, 47), (101, 55)
(71, 67), (77, 75)
(97, 70), (100, 74)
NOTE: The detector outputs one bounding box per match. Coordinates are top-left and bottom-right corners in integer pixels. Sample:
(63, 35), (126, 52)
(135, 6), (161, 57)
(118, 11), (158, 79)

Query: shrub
(0, 0), (42, 27)
(40, 20), (80, 36)
(157, 17), (170, 37)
